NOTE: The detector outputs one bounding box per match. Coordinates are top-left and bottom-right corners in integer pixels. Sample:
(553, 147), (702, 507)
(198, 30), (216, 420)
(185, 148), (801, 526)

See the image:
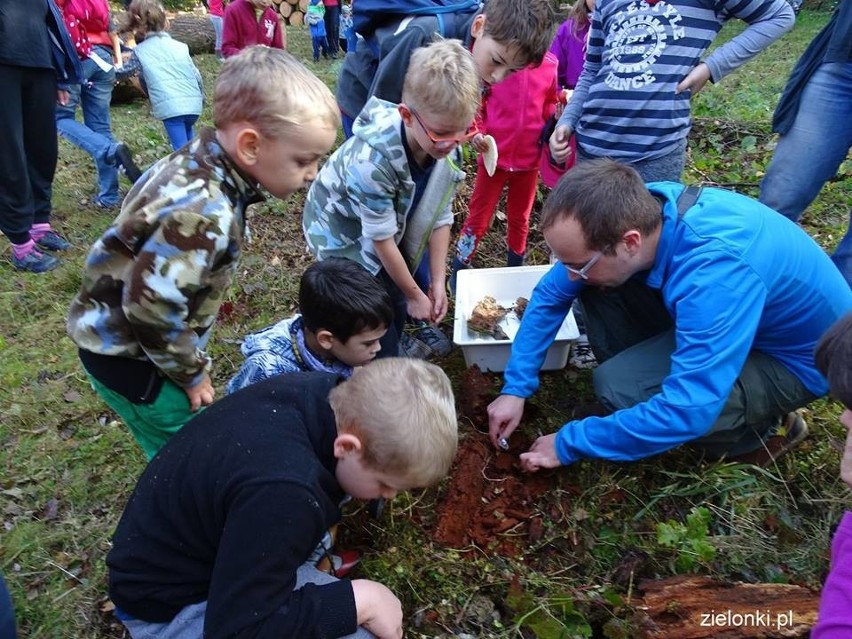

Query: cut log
(167, 14), (215, 54)
(278, 1), (292, 17)
(298, 0), (308, 11)
(634, 575), (818, 639)
(288, 10), (304, 26)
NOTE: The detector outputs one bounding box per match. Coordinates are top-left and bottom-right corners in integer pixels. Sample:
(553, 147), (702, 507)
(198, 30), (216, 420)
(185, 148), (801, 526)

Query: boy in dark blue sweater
(108, 358), (457, 638)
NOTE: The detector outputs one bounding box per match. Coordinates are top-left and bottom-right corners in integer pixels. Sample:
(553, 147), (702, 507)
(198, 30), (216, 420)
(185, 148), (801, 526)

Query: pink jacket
(478, 52), (559, 172)
(222, 0), (284, 57)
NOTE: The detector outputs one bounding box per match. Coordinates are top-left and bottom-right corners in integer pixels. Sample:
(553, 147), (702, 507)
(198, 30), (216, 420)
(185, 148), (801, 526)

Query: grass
(1, 9), (850, 638)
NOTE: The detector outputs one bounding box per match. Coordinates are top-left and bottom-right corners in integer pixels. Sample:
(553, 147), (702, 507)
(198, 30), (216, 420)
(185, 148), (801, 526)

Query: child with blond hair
(108, 358), (458, 638)
(304, 38), (480, 359)
(122, 0), (204, 151)
(67, 47), (339, 460)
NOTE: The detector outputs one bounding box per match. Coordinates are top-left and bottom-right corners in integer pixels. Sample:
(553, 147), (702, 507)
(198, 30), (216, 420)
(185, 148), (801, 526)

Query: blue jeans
(0, 573), (16, 639)
(162, 115), (198, 151)
(209, 15), (223, 53)
(577, 137), (686, 183)
(56, 45), (120, 206)
(760, 61), (852, 287)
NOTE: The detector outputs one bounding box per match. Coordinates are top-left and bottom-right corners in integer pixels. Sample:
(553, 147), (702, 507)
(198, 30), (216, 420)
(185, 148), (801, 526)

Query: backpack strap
(676, 185), (702, 218)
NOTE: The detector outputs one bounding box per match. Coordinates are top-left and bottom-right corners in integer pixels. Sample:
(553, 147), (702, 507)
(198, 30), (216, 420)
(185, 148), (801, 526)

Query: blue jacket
(503, 183), (852, 464)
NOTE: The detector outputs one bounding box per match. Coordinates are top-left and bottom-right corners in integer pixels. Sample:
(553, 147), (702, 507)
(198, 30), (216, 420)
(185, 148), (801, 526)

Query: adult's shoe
(728, 411), (808, 468)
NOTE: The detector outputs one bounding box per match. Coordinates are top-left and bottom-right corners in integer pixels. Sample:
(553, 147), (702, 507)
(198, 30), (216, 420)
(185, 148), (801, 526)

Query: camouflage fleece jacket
(67, 127), (264, 389)
(302, 97), (460, 275)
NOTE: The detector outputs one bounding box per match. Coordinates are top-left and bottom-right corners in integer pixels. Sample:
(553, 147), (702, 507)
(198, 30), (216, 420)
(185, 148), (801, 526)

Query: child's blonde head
(124, 0), (167, 35)
(213, 46), (340, 138)
(329, 358), (458, 487)
(481, 0), (555, 67)
(401, 38), (480, 127)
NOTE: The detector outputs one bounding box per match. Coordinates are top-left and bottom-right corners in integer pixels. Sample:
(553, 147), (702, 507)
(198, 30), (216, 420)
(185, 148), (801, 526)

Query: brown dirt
(431, 434), (553, 556)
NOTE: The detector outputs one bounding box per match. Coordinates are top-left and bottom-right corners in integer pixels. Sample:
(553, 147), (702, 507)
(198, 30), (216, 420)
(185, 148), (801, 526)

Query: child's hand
(184, 373), (215, 411)
(470, 133), (489, 154)
(676, 62), (712, 95)
(549, 124), (574, 164)
(487, 393), (526, 448)
(352, 579), (403, 639)
(428, 281), (448, 323)
(406, 290), (433, 322)
(520, 433), (562, 472)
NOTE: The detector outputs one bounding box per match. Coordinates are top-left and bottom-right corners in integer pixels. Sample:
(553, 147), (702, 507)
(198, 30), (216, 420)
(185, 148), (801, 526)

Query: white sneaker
(569, 334), (597, 369)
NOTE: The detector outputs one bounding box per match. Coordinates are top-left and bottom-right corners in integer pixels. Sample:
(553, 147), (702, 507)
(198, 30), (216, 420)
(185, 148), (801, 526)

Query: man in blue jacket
(488, 159), (852, 470)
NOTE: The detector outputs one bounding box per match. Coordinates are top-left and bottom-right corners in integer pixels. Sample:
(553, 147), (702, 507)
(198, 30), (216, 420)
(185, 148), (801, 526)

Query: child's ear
(333, 433), (363, 459)
(398, 104), (413, 127)
(470, 13), (486, 40)
(316, 329), (336, 351)
(233, 127), (262, 167)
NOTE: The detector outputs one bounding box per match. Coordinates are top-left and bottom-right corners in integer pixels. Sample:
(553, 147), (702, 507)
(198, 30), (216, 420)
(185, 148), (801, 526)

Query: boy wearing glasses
(488, 159), (852, 470)
(303, 39), (480, 359)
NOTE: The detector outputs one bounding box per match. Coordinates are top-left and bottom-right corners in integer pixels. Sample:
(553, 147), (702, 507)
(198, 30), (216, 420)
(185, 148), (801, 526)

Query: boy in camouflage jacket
(67, 47), (339, 460)
(303, 39), (480, 358)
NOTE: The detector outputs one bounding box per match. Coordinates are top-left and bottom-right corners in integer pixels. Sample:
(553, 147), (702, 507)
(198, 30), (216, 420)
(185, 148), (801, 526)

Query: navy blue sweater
(108, 372), (358, 638)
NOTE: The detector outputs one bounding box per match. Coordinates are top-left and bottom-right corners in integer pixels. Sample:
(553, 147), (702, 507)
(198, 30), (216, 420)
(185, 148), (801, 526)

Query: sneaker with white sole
(569, 334), (597, 369)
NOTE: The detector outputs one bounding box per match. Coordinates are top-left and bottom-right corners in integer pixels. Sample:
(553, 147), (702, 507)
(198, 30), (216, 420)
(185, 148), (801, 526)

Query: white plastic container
(452, 265), (579, 372)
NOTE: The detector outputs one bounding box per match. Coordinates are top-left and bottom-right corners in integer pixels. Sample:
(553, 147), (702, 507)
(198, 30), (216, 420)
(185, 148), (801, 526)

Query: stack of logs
(274, 0), (310, 26)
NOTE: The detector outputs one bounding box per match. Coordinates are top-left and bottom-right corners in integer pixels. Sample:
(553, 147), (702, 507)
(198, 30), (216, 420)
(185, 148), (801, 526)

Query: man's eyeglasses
(564, 248), (606, 280)
(409, 107), (479, 148)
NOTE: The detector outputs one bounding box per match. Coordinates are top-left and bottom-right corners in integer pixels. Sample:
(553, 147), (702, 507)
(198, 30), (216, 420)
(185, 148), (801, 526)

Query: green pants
(87, 373), (201, 460)
(580, 283), (818, 458)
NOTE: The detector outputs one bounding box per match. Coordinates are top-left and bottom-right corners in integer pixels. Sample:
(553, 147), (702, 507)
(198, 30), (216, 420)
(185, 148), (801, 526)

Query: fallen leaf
(63, 390), (82, 403)
(40, 497), (59, 522)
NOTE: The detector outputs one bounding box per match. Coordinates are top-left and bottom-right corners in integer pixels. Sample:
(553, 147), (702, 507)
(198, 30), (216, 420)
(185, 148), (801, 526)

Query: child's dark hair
(816, 313), (852, 409)
(482, 0), (555, 67)
(299, 259), (393, 342)
(124, 0), (167, 36)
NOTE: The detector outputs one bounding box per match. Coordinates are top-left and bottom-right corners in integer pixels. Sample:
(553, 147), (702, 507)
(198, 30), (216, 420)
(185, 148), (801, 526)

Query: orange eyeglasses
(408, 107), (479, 148)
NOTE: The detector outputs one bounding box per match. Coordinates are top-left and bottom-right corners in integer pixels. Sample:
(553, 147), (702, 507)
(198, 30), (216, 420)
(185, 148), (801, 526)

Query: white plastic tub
(452, 265), (579, 372)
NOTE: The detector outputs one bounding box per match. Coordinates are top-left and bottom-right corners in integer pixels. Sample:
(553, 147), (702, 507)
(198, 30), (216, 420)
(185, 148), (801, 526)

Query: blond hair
(329, 358), (458, 487)
(213, 46), (340, 138)
(402, 38), (480, 126)
(123, 0), (167, 35)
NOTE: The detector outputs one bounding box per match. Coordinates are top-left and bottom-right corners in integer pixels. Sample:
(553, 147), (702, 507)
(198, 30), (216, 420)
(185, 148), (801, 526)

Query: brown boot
(727, 411), (809, 468)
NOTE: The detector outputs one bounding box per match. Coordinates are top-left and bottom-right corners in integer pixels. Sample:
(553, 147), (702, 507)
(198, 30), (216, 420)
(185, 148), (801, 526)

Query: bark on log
(634, 575), (818, 639)
(168, 14), (215, 54)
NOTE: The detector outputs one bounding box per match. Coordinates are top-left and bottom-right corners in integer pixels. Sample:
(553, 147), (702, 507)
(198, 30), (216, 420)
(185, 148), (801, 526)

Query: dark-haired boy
(226, 258), (392, 393)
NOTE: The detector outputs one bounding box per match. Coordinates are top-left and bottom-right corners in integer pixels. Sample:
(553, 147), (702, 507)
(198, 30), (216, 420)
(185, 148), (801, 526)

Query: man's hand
(549, 124), (574, 164)
(676, 62), (712, 95)
(57, 90), (69, 106)
(352, 579), (403, 639)
(519, 433), (561, 472)
(184, 373), (215, 411)
(487, 394), (526, 448)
